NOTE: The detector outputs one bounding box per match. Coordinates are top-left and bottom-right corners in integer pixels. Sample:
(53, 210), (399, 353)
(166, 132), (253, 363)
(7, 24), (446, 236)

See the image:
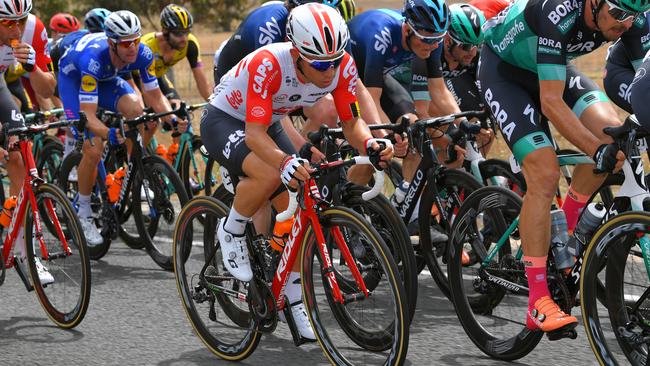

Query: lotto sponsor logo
(81, 75), (97, 92)
(491, 21), (525, 53)
(547, 0), (579, 25)
(251, 106), (266, 118)
(226, 90), (243, 109)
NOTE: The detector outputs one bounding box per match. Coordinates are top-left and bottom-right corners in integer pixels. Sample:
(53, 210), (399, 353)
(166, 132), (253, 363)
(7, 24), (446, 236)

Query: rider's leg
(562, 101), (621, 231)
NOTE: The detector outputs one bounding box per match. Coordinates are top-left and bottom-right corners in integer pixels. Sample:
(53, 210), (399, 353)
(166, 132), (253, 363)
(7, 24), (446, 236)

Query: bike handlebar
(275, 156), (384, 222)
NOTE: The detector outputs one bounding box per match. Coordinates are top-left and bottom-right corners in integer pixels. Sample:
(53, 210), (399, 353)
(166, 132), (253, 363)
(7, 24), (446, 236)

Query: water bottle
(390, 181), (410, 207)
(550, 208), (573, 270)
(568, 202), (606, 257)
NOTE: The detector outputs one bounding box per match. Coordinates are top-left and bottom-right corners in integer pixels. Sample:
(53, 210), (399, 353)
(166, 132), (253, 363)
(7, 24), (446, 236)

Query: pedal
(546, 325), (578, 341)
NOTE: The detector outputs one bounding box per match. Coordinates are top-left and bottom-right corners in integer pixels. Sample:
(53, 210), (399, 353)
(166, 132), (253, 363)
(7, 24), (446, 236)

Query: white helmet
(104, 10), (141, 40)
(0, 0), (32, 20)
(286, 3), (349, 59)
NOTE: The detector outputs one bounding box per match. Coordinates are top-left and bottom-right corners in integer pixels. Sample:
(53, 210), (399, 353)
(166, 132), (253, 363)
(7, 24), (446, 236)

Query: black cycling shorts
(603, 61), (634, 113)
(478, 46), (609, 163)
(200, 104), (297, 180)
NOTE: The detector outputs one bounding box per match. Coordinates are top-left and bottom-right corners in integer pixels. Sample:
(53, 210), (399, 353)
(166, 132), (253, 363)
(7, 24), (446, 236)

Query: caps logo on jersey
(81, 75), (97, 92)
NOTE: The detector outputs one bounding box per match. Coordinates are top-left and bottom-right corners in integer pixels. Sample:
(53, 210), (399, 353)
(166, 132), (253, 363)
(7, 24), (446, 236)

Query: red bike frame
(270, 169), (370, 312)
(1, 132), (72, 270)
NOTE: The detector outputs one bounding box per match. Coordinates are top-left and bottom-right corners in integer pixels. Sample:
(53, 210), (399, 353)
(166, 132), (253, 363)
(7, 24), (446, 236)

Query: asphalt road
(1, 239), (602, 366)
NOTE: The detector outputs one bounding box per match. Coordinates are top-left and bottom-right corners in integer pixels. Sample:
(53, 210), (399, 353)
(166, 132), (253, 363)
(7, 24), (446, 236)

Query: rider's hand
(392, 133), (408, 158)
(107, 128), (125, 146)
(593, 143), (625, 174)
(443, 143), (466, 169)
(366, 138), (394, 169)
(12, 42), (36, 70)
(280, 154), (312, 189)
(176, 118), (189, 133)
(298, 142), (326, 163)
(476, 128), (493, 148)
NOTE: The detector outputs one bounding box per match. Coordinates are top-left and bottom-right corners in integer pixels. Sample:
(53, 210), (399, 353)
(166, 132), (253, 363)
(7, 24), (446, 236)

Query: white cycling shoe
(16, 256), (55, 285)
(217, 218), (253, 282)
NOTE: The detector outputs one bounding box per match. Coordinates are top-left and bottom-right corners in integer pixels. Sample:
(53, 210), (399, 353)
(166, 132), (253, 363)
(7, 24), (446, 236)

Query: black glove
(593, 143), (619, 174)
(299, 142), (314, 161)
(458, 118), (481, 135)
(445, 123), (466, 164)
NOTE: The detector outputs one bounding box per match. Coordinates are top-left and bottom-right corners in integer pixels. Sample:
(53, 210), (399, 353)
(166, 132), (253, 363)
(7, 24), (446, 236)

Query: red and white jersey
(210, 42), (360, 125)
(0, 14), (52, 74)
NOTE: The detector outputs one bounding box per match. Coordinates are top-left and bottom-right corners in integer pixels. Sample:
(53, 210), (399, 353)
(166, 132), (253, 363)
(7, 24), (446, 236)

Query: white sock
(78, 194), (92, 219)
(64, 135), (76, 158)
(224, 207), (249, 236)
(285, 271), (302, 304)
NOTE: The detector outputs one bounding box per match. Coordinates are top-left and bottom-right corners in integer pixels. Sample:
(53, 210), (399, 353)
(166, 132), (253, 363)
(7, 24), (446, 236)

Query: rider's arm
(24, 16), (56, 98)
(426, 47), (461, 119)
(25, 66), (56, 99)
(621, 17), (650, 71)
(187, 35), (211, 101)
(137, 45), (175, 126)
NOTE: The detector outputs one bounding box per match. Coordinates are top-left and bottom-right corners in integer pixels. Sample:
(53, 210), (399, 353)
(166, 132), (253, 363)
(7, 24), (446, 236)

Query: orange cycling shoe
(526, 296), (578, 332)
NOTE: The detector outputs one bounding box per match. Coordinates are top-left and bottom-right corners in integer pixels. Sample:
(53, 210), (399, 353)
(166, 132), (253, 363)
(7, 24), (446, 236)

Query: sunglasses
(300, 53), (344, 72)
(114, 37), (141, 49)
(450, 36), (479, 52)
(605, 0), (641, 22)
(406, 22), (446, 45)
(0, 17), (27, 29)
(170, 29), (190, 37)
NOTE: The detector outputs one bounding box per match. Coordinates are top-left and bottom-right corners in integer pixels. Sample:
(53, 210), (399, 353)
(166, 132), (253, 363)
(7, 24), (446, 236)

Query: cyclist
(84, 8), (111, 33)
(0, 0), (56, 284)
(630, 50), (650, 124)
(602, 13), (650, 114)
(202, 3), (394, 340)
(478, 0), (649, 334)
(143, 4), (211, 102)
(58, 10), (186, 246)
(469, 0), (511, 19)
(337, 0), (357, 21)
(48, 13), (80, 42)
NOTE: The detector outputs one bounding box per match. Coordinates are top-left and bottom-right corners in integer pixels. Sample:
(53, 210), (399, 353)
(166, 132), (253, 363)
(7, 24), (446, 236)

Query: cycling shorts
(478, 46), (609, 163)
(603, 61), (634, 113)
(200, 104), (297, 180)
(59, 75), (136, 120)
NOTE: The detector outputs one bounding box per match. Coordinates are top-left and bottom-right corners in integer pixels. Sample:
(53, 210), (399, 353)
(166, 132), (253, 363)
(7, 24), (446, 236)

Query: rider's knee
(523, 151), (560, 197)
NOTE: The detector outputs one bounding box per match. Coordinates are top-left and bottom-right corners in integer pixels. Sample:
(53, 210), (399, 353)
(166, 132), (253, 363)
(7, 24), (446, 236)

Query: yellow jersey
(141, 32), (203, 78)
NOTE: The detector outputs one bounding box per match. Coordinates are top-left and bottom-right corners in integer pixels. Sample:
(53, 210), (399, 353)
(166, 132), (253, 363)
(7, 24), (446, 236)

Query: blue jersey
(215, 3), (289, 79)
(347, 9), (443, 88)
(58, 32), (158, 105)
(49, 30), (88, 72)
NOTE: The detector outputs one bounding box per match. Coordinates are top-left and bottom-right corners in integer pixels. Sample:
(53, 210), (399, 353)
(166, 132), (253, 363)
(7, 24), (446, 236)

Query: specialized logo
(373, 26), (392, 55)
(491, 20), (525, 53)
(81, 74), (97, 92)
(226, 89), (243, 109)
(258, 16), (282, 46)
(289, 94), (301, 102)
(252, 57), (275, 99)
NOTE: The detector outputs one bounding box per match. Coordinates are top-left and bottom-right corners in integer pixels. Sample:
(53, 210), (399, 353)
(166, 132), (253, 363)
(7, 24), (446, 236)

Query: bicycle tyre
(173, 196), (261, 361)
(179, 135), (206, 198)
(26, 182), (91, 329)
(419, 168), (483, 299)
(133, 155), (189, 271)
(447, 186), (543, 360)
(479, 158), (527, 195)
(581, 211), (650, 366)
(301, 206), (409, 365)
(37, 141), (64, 185)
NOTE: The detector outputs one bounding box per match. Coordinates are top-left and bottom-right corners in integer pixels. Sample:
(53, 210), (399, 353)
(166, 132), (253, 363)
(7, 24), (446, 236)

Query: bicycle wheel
(203, 157), (221, 197)
(419, 168), (483, 299)
(173, 196), (261, 361)
(211, 183), (234, 207)
(58, 152), (112, 260)
(301, 206), (409, 365)
(581, 212), (650, 366)
(447, 186), (543, 360)
(37, 141), (64, 185)
(179, 135), (207, 197)
(479, 159), (526, 196)
(341, 183), (418, 324)
(133, 155), (189, 271)
(26, 182), (91, 329)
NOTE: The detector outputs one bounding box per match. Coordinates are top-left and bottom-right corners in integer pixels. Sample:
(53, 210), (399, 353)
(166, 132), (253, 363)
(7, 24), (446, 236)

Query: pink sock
(562, 186), (589, 234)
(524, 256), (550, 307)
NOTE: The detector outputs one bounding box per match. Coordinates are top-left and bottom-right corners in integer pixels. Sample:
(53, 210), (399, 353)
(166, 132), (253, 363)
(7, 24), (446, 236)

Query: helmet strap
(405, 31), (415, 52)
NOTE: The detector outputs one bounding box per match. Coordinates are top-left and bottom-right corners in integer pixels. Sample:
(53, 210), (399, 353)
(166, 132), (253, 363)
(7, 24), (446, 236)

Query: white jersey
(0, 14), (50, 74)
(210, 42), (359, 125)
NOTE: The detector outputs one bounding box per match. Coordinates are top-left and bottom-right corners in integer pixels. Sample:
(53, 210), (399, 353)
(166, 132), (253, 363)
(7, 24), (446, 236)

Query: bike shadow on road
(0, 316), (84, 345)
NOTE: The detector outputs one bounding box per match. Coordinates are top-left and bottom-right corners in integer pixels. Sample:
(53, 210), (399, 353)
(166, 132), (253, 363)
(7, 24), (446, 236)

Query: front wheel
(581, 212), (650, 366)
(133, 155), (189, 271)
(26, 182), (91, 329)
(301, 206), (409, 365)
